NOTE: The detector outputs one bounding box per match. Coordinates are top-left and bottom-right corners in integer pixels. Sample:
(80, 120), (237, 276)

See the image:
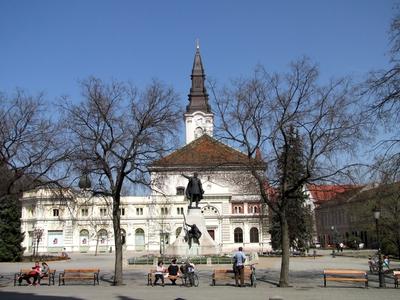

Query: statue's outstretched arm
(181, 173), (190, 179)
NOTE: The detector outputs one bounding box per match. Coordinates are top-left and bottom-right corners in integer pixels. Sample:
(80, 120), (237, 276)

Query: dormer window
(81, 208), (89, 216)
(176, 186), (185, 195)
(53, 208), (59, 217)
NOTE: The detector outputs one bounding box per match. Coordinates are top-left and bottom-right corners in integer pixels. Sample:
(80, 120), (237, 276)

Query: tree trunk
(113, 196), (123, 286)
(95, 236), (99, 256)
(397, 238), (400, 259)
(279, 215), (290, 287)
(36, 239), (40, 258)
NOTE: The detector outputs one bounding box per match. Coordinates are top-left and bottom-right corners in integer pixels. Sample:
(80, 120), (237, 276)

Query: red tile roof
(151, 134), (265, 170)
(307, 184), (361, 204)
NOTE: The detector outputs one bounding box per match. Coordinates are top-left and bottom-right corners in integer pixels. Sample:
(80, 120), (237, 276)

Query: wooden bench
(14, 269), (56, 286)
(394, 270), (400, 288)
(147, 269), (180, 286)
(323, 269), (368, 288)
(212, 267), (253, 286)
(59, 269), (100, 286)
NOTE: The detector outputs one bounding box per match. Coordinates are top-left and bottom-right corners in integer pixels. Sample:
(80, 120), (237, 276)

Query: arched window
(233, 206), (242, 214)
(194, 127), (204, 138)
(234, 227), (243, 243)
(135, 228), (145, 251)
(97, 229), (108, 245)
(250, 227), (259, 243)
(79, 229), (89, 246)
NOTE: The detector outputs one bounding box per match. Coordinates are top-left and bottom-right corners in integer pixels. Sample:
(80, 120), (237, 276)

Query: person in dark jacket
(167, 258), (180, 285)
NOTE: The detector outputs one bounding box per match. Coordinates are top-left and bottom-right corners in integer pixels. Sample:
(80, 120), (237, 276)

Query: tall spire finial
(186, 40), (210, 114)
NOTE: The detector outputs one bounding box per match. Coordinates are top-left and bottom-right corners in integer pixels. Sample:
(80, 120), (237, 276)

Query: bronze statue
(182, 173), (204, 208)
(184, 223), (202, 248)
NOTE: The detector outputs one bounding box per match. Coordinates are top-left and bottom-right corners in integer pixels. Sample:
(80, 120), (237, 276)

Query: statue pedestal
(165, 208), (218, 257)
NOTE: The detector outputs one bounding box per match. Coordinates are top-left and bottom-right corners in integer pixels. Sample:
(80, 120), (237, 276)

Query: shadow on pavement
(0, 291), (82, 300)
(117, 296), (144, 300)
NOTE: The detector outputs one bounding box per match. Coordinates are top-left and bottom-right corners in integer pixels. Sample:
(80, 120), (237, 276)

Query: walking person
(233, 247), (246, 287)
(383, 255), (390, 269)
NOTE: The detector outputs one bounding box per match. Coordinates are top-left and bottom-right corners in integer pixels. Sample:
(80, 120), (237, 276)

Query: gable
(151, 134), (264, 170)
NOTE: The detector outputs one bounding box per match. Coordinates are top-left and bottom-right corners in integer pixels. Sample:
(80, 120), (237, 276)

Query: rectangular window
(100, 208), (107, 216)
(120, 208), (125, 216)
(48, 230), (63, 247)
(161, 207), (168, 215)
(81, 208), (89, 217)
(177, 207), (184, 215)
(53, 209), (59, 217)
(136, 207), (143, 215)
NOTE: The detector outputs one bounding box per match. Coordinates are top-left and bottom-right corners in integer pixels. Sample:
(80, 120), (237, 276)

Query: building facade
(20, 46), (271, 256)
(309, 184), (395, 249)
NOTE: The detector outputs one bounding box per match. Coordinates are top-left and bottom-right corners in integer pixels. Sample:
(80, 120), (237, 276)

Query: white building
(20, 46), (271, 256)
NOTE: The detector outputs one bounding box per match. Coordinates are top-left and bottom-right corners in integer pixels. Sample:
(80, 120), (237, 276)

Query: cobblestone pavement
(1, 251), (399, 300)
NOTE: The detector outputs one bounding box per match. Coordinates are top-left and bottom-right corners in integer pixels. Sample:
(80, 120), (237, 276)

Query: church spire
(186, 41), (211, 113)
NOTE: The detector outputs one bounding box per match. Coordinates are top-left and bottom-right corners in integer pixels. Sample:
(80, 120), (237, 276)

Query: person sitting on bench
(167, 258), (180, 285)
(154, 261), (166, 286)
(18, 261), (41, 286)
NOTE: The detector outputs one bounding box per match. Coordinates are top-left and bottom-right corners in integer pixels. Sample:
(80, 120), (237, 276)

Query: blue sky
(0, 0), (396, 120)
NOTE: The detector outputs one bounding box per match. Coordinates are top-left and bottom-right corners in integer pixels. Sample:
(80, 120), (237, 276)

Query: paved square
(1, 250), (399, 299)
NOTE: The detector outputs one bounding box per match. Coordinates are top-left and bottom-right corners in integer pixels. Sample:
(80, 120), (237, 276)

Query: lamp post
(331, 226), (336, 258)
(373, 207), (385, 288)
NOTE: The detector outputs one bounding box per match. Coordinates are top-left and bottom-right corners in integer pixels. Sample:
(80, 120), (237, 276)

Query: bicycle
(182, 271), (199, 287)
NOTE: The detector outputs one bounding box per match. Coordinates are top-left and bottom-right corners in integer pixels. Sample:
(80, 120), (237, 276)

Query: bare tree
(365, 12), (400, 182)
(211, 58), (363, 287)
(0, 90), (67, 261)
(62, 77), (181, 285)
(0, 89), (67, 194)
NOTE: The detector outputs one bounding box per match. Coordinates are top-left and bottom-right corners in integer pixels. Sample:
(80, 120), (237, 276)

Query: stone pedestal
(165, 208), (218, 256)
